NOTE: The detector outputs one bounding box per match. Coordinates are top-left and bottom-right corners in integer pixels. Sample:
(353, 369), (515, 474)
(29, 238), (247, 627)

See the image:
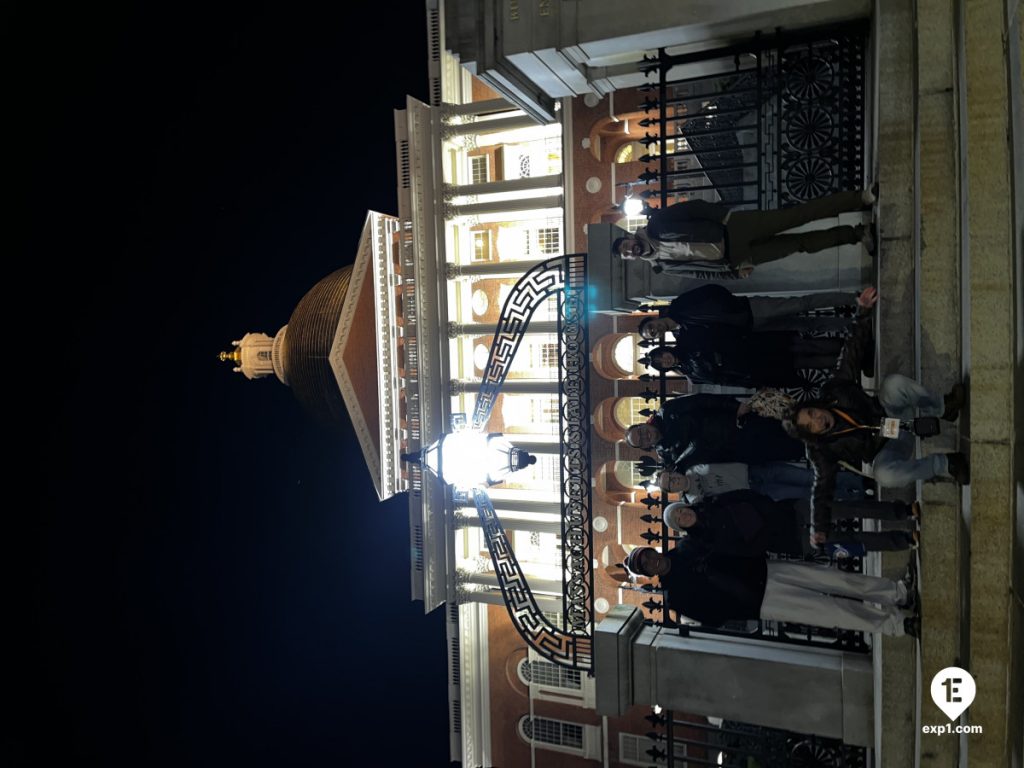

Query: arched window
(612, 335), (636, 376)
(519, 716), (584, 750)
(612, 397), (651, 431)
(516, 658), (582, 690)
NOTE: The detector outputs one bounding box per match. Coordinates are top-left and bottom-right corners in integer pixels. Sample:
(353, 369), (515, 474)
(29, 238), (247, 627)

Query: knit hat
(663, 502), (691, 532)
(623, 546), (656, 577)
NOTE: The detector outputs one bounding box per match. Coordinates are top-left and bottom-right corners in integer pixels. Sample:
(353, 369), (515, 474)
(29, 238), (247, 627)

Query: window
(614, 460), (649, 490)
(540, 342), (558, 368)
(470, 155), (489, 184)
(615, 143), (635, 163)
(622, 216), (648, 233)
(472, 231), (492, 261)
(612, 335), (637, 376)
(528, 397), (559, 432)
(517, 659), (582, 690)
(519, 717), (583, 749)
(620, 733), (688, 766)
(538, 227), (560, 254)
(257, 350), (272, 361)
(518, 155), (532, 177)
(612, 397), (651, 430)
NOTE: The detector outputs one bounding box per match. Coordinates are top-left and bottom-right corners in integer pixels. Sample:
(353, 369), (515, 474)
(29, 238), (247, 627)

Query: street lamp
(412, 430), (537, 490)
(621, 183), (644, 217)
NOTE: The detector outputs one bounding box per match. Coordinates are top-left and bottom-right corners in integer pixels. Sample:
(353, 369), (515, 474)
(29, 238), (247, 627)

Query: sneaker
(861, 182), (879, 207)
(942, 382), (967, 421)
(858, 224), (877, 255)
(902, 560), (918, 592)
(946, 452), (971, 485)
(904, 615), (921, 639)
(911, 500), (922, 521)
(900, 585), (920, 613)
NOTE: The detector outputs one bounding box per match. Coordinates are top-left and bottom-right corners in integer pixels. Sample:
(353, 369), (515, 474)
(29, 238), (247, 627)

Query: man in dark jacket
(612, 189), (875, 280)
(638, 284), (858, 335)
(624, 394), (804, 469)
(663, 490), (916, 557)
(624, 542), (916, 636)
(781, 287), (969, 546)
(644, 327), (842, 388)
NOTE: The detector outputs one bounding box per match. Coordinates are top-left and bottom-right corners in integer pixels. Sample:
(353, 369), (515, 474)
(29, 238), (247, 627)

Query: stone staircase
(874, 0), (1021, 765)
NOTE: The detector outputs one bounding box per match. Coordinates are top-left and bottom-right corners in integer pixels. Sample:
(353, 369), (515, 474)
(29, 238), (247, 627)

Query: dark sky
(21, 3), (454, 765)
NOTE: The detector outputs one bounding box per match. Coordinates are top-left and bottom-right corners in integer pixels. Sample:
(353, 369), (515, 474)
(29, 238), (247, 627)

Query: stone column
(454, 513), (563, 536)
(449, 194), (563, 217)
(456, 497), (561, 514)
(445, 113), (537, 136)
(446, 259), (548, 278)
(451, 379), (558, 395)
(448, 174), (562, 197)
(594, 606), (874, 747)
(448, 320), (558, 336)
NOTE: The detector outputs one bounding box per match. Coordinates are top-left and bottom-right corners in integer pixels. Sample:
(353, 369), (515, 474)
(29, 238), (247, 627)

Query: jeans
(749, 461), (865, 501)
(871, 374), (948, 486)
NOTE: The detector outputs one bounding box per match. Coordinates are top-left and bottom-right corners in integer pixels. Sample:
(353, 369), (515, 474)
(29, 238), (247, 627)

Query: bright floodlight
(622, 194), (644, 217)
(422, 431), (536, 490)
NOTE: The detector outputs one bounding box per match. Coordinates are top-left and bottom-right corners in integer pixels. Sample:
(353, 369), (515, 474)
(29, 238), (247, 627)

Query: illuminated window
(621, 216), (648, 233)
(612, 397), (650, 430)
(614, 460), (648, 489)
(517, 659), (582, 690)
(257, 350), (272, 361)
(528, 396), (559, 429)
(538, 227), (560, 254)
(540, 342), (558, 368)
(615, 144), (635, 163)
(519, 155), (532, 177)
(470, 155), (489, 184)
(472, 231), (492, 261)
(612, 336), (637, 376)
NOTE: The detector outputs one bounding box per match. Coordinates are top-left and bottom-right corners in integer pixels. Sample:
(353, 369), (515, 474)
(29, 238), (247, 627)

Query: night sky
(21, 3), (454, 765)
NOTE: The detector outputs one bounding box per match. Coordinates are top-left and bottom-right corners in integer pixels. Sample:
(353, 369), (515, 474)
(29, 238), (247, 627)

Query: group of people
(614, 188), (970, 639)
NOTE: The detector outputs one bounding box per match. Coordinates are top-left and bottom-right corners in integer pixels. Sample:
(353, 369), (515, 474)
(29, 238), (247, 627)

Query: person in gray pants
(613, 188), (877, 280)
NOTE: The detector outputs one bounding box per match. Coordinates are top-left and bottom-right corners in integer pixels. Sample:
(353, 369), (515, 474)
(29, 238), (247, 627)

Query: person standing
(624, 543), (919, 637)
(612, 188), (877, 279)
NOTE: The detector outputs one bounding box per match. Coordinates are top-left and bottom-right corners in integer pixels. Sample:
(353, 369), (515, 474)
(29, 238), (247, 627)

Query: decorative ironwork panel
(470, 489), (593, 670)
(470, 256), (567, 430)
(557, 254), (593, 637)
(467, 253), (593, 669)
(634, 22), (867, 210)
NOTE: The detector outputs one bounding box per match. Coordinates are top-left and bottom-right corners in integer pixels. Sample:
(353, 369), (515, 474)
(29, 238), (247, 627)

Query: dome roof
(282, 266), (353, 425)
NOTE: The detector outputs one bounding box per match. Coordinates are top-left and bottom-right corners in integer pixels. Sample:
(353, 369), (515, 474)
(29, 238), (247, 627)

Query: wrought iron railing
(628, 22), (868, 212)
(635, 708), (868, 767)
(629, 339), (871, 654)
(466, 253), (594, 670)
